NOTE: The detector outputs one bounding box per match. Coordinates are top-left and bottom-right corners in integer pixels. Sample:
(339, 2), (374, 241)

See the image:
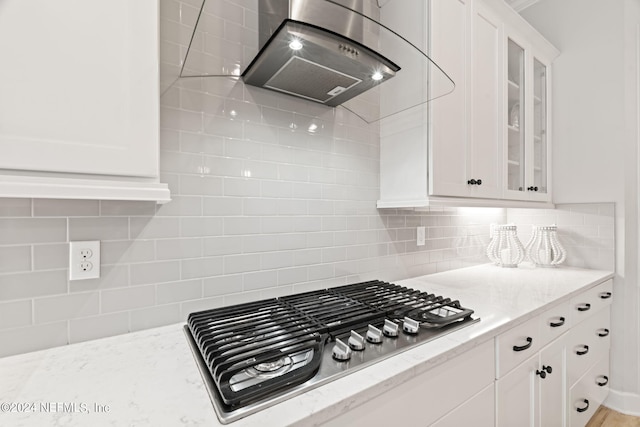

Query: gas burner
(246, 356), (293, 378)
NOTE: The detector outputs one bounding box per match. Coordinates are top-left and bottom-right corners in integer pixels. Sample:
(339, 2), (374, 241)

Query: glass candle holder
(486, 224), (525, 268)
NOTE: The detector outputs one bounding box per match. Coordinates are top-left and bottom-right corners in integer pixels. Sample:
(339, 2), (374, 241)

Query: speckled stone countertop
(0, 264), (613, 427)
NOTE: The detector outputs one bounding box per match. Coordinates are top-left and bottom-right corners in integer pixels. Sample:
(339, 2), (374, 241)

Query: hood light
(372, 71), (384, 81)
(289, 39), (303, 51)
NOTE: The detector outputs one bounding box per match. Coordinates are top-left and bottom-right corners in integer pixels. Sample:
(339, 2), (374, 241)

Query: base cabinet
(320, 339), (494, 426)
(495, 279), (611, 427)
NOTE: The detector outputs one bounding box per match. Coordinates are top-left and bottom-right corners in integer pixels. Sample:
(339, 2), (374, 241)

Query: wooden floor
(587, 406), (640, 427)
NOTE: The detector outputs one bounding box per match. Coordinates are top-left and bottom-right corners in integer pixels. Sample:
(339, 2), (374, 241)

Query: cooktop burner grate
(185, 279), (479, 424)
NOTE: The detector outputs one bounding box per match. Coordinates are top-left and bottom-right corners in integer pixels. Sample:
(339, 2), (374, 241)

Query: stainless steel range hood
(180, 0), (454, 123)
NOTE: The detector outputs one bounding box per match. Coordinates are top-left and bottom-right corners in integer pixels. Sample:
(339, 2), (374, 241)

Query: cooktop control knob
(332, 338), (352, 361)
(403, 317), (420, 335)
(366, 324), (383, 344)
(383, 319), (399, 337)
(348, 330), (365, 351)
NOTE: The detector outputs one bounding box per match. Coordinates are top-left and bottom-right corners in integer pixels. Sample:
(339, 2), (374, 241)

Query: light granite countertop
(0, 264), (613, 427)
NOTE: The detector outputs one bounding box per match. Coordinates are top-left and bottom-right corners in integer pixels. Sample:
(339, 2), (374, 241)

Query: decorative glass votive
(486, 224), (525, 268)
(525, 225), (567, 267)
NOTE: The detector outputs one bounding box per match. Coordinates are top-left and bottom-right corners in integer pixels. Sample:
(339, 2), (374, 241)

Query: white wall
(522, 0), (640, 414)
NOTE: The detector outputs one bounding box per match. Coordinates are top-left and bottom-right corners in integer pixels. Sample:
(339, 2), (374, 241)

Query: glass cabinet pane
(507, 39), (525, 192)
(533, 58), (547, 194)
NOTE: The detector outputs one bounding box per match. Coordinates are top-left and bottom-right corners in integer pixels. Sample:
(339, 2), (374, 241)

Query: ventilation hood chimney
(181, 0), (454, 123)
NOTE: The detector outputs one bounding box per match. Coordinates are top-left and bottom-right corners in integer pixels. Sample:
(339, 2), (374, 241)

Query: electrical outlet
(69, 241), (100, 280)
(417, 226), (426, 246)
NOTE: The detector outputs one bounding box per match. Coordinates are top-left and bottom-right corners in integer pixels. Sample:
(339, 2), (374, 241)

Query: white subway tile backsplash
(101, 285), (156, 313)
(243, 270), (278, 291)
(0, 270), (67, 301)
(69, 217), (129, 241)
(130, 217), (180, 239)
(180, 257), (223, 279)
(0, 218), (66, 244)
(224, 253), (260, 274)
(0, 246), (31, 273)
(0, 322), (67, 358)
(100, 201), (157, 217)
(130, 261), (181, 286)
(100, 240), (156, 265)
(0, 198), (32, 217)
(34, 292), (100, 323)
(203, 274), (243, 297)
(130, 304), (182, 332)
(34, 199), (99, 217)
(260, 251), (294, 270)
(203, 236), (243, 257)
(155, 195), (202, 216)
(224, 217), (261, 235)
(69, 312), (129, 344)
(70, 265), (130, 292)
(156, 238), (202, 260)
(180, 132), (224, 155)
(0, 300), (32, 330)
(180, 297), (224, 318)
(157, 279), (203, 304)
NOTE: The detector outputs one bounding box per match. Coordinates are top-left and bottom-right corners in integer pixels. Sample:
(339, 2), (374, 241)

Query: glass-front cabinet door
(531, 58), (548, 195)
(504, 32), (553, 202)
(507, 39), (525, 193)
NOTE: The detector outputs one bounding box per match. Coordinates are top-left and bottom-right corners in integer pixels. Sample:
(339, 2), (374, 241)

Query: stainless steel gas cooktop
(184, 280), (480, 424)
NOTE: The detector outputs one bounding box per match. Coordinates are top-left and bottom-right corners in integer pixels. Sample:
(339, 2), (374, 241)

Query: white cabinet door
(496, 353), (539, 427)
(429, 0), (470, 198)
(0, 0), (159, 179)
(430, 0), (502, 199)
(469, 0), (502, 199)
(539, 337), (565, 427)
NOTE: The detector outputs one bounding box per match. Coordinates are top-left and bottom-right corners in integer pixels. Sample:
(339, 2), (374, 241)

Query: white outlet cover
(69, 241), (100, 281)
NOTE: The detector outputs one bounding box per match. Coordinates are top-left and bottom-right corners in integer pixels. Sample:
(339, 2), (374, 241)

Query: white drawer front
(540, 300), (571, 347)
(432, 383), (495, 427)
(569, 354), (610, 427)
(496, 316), (540, 378)
(567, 307), (611, 386)
(570, 279), (613, 325)
(321, 339), (495, 427)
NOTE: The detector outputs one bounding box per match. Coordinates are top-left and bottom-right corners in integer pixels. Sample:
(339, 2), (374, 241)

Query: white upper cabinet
(378, 0), (558, 208)
(0, 0), (170, 203)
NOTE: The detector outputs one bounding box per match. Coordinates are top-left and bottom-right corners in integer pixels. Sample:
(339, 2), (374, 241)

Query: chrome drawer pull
(513, 337), (533, 352)
(577, 303), (591, 312)
(549, 317), (565, 328)
(576, 399), (590, 413)
(598, 328), (610, 337)
(576, 345), (590, 356)
(600, 291), (612, 299)
(597, 375), (609, 387)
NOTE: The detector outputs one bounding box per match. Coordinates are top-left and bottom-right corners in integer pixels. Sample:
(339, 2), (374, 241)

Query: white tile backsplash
(0, 1), (615, 359)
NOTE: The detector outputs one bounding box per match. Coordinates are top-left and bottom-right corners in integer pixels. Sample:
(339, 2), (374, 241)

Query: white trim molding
(606, 389), (640, 416)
